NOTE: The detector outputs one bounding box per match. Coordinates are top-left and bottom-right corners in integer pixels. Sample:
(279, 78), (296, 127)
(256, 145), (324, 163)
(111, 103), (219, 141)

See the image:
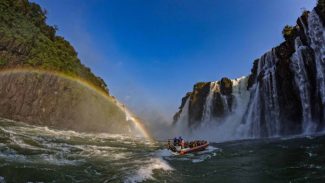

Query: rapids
(1, 118), (325, 182)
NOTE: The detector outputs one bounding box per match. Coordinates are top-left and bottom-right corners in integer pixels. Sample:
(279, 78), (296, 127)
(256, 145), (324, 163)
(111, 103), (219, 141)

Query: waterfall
(306, 10), (325, 117)
(208, 77), (250, 140)
(202, 82), (218, 122)
(290, 37), (316, 133)
(241, 49), (281, 137)
(190, 77), (250, 141)
(174, 97), (192, 136)
(175, 9), (325, 139)
(176, 97), (190, 126)
(202, 81), (231, 123)
(220, 95), (230, 113)
(238, 83), (261, 137)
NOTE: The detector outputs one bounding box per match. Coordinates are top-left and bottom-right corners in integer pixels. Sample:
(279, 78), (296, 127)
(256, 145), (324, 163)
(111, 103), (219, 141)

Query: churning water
(1, 118), (325, 182)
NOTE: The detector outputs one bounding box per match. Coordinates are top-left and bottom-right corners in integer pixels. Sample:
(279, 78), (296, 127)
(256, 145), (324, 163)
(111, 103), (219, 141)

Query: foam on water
(0, 176), (5, 183)
(154, 148), (174, 157)
(125, 158), (173, 183)
(162, 145), (221, 165)
(0, 118), (152, 168)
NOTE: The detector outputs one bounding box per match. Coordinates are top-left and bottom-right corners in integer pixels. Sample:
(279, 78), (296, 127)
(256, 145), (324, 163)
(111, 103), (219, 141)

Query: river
(0, 118), (324, 183)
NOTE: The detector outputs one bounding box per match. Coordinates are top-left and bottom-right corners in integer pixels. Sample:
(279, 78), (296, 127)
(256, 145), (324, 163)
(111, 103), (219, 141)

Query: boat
(167, 140), (209, 155)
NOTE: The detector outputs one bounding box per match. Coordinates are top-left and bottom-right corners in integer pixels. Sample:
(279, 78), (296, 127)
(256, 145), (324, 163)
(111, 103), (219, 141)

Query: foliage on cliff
(0, 0), (109, 94)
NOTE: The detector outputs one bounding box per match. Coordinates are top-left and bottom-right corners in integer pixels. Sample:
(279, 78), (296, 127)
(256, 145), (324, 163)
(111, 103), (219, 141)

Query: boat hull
(178, 143), (209, 155)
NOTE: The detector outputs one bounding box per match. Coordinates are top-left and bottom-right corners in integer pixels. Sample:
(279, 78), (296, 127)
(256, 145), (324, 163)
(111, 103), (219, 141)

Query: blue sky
(33, 0), (316, 121)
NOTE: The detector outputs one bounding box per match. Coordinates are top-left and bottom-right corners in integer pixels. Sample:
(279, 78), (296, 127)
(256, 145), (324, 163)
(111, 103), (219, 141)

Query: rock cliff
(174, 0), (325, 138)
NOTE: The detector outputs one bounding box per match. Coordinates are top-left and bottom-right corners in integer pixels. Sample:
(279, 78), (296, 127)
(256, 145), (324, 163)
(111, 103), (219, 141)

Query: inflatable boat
(169, 141), (209, 155)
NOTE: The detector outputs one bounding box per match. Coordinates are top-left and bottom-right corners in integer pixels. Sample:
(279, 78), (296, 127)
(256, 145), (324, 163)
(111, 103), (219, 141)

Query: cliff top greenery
(0, 0), (109, 94)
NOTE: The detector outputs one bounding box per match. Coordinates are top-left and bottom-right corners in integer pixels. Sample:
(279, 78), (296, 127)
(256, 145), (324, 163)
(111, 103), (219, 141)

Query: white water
(221, 94), (230, 113)
(306, 10), (325, 116)
(174, 97), (191, 135)
(174, 10), (325, 140)
(182, 77), (250, 142)
(202, 82), (218, 122)
(290, 37), (316, 133)
(242, 49), (281, 137)
(125, 158), (173, 183)
(0, 118), (175, 183)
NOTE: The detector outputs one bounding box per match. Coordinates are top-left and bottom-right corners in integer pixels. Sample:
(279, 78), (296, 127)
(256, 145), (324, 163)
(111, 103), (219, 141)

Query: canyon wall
(174, 1), (325, 138)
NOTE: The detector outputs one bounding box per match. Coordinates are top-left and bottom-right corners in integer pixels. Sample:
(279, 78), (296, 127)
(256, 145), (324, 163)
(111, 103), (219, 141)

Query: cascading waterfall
(175, 97), (191, 133)
(241, 49), (281, 137)
(209, 77), (250, 140)
(228, 77), (251, 139)
(260, 50), (281, 137)
(220, 95), (230, 113)
(290, 37), (315, 133)
(175, 9), (325, 140)
(231, 77), (250, 112)
(239, 84), (261, 137)
(202, 82), (218, 122)
(306, 10), (325, 116)
(190, 77), (250, 141)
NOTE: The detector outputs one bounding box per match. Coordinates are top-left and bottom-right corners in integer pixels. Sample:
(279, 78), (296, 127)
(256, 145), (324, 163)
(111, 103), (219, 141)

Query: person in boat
(181, 139), (185, 149)
(167, 140), (176, 152)
(173, 137), (178, 146)
(178, 136), (183, 146)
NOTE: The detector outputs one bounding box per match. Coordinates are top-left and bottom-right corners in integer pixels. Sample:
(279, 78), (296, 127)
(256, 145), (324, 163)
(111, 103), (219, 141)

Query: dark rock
(316, 0), (325, 26)
(219, 77), (233, 95)
(188, 82), (210, 127)
(247, 59), (259, 90)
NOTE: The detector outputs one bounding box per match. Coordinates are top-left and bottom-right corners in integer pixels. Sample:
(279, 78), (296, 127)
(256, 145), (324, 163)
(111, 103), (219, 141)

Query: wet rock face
(244, 7), (325, 136)
(316, 0), (325, 25)
(173, 92), (191, 125)
(173, 79), (234, 127)
(219, 78), (233, 95)
(212, 92), (231, 117)
(173, 1), (325, 137)
(274, 44), (303, 134)
(0, 72), (131, 134)
(247, 59), (259, 90)
(188, 82), (210, 127)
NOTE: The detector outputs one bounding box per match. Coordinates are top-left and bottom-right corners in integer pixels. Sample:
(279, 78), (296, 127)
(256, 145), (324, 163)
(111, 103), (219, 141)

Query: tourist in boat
(181, 139), (185, 149)
(173, 137), (178, 146)
(167, 140), (177, 152)
(167, 140), (171, 148)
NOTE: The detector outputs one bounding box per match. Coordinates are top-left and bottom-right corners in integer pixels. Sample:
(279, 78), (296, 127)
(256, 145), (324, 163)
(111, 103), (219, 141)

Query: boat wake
(161, 145), (221, 164)
(0, 118), (170, 183)
(125, 158), (173, 183)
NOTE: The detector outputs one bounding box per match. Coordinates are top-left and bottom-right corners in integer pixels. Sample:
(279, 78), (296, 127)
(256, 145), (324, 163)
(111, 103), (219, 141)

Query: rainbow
(0, 67), (154, 141)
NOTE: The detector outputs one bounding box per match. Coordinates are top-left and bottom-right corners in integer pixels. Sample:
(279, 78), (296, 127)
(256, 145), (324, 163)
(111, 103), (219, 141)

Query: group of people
(167, 136), (207, 151)
(188, 140), (207, 148)
(172, 136), (184, 147)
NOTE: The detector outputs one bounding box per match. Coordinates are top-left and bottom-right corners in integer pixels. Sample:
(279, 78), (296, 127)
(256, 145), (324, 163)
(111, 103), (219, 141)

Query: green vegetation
(282, 24), (301, 41)
(282, 25), (295, 40)
(0, 0), (109, 94)
(0, 58), (6, 66)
